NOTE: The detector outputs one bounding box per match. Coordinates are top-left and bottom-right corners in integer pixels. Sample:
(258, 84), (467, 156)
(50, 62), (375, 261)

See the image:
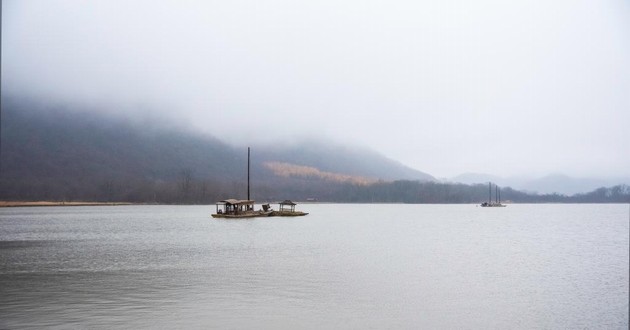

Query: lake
(1, 204), (628, 329)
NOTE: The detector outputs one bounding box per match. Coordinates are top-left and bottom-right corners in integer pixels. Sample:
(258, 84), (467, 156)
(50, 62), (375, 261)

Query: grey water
(0, 204), (628, 329)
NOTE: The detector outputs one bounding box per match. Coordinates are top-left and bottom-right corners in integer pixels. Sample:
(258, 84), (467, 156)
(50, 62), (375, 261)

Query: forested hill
(3, 98), (627, 204)
(0, 98), (433, 202)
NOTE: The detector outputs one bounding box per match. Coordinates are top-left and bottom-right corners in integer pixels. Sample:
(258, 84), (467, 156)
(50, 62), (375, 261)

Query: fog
(3, 0), (630, 178)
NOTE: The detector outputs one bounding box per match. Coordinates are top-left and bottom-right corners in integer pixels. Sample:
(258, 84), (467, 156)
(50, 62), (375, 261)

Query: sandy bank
(0, 201), (135, 208)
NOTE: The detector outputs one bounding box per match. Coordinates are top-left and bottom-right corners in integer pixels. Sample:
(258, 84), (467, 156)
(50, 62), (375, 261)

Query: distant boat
(269, 200), (309, 217)
(480, 182), (506, 207)
(211, 147), (272, 218)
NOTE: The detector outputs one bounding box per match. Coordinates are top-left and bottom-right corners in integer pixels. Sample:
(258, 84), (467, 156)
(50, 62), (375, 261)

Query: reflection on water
(1, 204), (628, 329)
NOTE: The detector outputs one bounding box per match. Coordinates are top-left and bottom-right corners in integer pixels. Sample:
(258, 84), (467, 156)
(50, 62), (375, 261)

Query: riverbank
(0, 201), (135, 208)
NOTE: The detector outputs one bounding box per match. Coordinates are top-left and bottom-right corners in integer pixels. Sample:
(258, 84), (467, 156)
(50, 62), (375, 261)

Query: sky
(3, 0), (630, 179)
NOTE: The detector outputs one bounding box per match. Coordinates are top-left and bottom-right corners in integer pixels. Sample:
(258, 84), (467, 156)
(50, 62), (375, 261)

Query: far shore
(0, 201), (135, 208)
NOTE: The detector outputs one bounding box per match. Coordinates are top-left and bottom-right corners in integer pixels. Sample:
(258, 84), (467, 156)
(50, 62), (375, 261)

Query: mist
(3, 0), (630, 179)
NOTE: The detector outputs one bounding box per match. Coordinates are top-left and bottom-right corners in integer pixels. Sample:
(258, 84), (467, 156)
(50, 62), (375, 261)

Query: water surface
(1, 204), (628, 329)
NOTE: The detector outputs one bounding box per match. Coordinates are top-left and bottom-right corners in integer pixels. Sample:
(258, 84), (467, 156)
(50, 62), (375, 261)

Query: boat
(269, 200), (309, 217)
(480, 182), (506, 207)
(212, 199), (273, 218)
(211, 147), (271, 218)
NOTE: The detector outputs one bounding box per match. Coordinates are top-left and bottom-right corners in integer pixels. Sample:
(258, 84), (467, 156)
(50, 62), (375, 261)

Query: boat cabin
(215, 199), (255, 215)
(279, 200), (297, 212)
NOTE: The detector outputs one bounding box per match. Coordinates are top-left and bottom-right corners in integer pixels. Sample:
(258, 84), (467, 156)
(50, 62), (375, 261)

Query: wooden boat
(480, 182), (506, 207)
(211, 148), (272, 218)
(212, 199), (273, 218)
(270, 200), (309, 217)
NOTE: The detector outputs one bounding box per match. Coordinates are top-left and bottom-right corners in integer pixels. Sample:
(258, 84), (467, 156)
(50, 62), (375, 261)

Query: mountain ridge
(2, 97), (626, 202)
(0, 97), (433, 201)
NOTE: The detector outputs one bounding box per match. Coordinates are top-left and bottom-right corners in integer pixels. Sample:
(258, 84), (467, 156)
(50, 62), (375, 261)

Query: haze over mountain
(4, 1), (629, 180)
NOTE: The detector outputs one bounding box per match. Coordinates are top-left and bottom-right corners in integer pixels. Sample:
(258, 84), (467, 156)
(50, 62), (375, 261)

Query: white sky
(3, 0), (630, 178)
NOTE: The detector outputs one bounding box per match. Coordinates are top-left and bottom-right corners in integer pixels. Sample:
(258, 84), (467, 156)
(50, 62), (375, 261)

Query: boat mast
(488, 182), (491, 204)
(247, 147), (250, 201)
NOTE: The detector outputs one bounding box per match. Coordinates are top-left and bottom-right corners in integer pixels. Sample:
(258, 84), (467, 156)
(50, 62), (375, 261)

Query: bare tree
(179, 169), (194, 203)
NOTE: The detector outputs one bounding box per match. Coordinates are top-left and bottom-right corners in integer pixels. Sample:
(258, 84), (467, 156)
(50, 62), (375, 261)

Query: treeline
(2, 175), (629, 204)
(326, 181), (630, 203)
(1, 173), (242, 204)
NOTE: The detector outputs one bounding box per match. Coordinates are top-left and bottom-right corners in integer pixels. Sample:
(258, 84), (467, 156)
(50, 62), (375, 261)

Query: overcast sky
(3, 0), (630, 178)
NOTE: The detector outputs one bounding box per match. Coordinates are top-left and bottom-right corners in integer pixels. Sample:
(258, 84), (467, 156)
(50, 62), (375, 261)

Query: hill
(4, 98), (626, 204)
(256, 140), (433, 182)
(0, 97), (433, 202)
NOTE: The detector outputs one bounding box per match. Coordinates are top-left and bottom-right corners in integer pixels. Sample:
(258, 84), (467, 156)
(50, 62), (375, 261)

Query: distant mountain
(255, 140), (434, 182)
(450, 173), (504, 186)
(450, 172), (630, 195)
(0, 97), (433, 201)
(2, 97), (627, 203)
(516, 174), (630, 196)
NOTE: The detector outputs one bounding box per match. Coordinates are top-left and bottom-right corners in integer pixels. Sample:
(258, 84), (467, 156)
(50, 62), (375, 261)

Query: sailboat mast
(488, 182), (492, 204)
(247, 147), (251, 201)
(495, 185), (498, 203)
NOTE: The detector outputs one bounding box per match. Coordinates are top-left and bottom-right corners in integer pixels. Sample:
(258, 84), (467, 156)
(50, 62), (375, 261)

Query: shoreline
(0, 201), (135, 208)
